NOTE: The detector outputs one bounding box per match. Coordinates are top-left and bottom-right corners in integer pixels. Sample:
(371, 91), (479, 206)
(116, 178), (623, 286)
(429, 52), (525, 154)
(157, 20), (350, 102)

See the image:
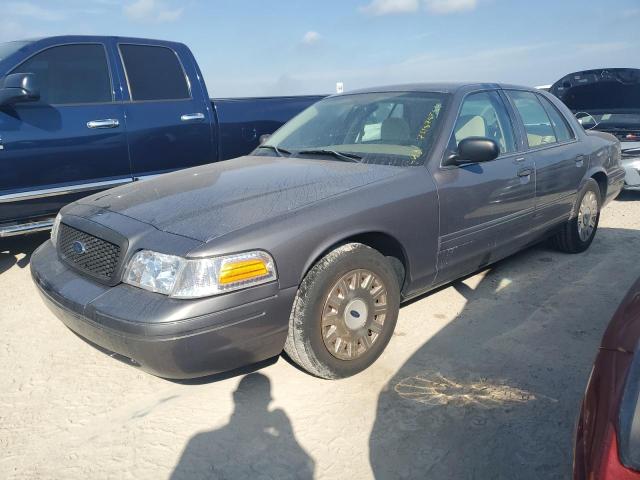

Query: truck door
(116, 42), (215, 178)
(431, 90), (536, 283)
(0, 43), (131, 226)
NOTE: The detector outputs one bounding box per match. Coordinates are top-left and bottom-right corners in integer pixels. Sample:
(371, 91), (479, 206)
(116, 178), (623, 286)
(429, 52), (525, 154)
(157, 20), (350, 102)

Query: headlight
(123, 250), (277, 299)
(50, 213), (62, 247)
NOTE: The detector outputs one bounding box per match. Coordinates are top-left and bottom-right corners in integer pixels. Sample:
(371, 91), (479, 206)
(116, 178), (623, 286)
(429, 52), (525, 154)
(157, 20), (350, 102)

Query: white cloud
(302, 31), (321, 45)
(6, 1), (65, 21)
(360, 0), (476, 15)
(425, 0), (477, 14)
(360, 0), (419, 15)
(124, 0), (183, 23)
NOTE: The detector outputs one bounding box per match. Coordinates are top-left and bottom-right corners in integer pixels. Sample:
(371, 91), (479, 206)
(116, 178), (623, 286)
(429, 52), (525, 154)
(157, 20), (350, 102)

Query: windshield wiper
(297, 149), (362, 163)
(257, 145), (292, 157)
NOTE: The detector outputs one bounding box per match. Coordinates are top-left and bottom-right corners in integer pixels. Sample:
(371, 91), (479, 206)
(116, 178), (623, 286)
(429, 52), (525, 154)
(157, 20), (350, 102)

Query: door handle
(514, 157), (525, 163)
(87, 119), (120, 129)
(518, 167), (533, 178)
(575, 155), (586, 166)
(181, 113), (205, 122)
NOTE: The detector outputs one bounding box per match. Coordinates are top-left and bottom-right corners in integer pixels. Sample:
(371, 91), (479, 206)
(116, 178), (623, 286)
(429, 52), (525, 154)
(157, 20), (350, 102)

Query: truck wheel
(284, 243), (400, 379)
(551, 179), (601, 253)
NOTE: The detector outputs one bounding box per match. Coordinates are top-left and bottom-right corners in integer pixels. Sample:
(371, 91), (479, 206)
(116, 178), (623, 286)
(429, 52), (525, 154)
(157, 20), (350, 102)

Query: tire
(551, 178), (602, 253)
(284, 243), (401, 379)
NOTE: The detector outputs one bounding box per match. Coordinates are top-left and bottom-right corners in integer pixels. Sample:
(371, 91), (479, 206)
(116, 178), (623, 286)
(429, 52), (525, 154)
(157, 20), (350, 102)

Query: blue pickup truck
(0, 36), (324, 237)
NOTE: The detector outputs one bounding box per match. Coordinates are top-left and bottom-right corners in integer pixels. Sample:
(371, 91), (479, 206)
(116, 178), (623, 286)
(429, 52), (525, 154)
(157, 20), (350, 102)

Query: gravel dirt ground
(2, 193), (640, 480)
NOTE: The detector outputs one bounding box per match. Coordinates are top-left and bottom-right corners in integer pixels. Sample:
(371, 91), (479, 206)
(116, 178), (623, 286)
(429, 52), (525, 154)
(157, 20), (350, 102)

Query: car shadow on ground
(615, 190), (640, 202)
(369, 227), (640, 480)
(170, 372), (315, 480)
(0, 232), (48, 276)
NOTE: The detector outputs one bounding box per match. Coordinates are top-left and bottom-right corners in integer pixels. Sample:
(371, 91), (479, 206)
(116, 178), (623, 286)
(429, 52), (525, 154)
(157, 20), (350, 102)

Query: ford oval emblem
(71, 240), (87, 255)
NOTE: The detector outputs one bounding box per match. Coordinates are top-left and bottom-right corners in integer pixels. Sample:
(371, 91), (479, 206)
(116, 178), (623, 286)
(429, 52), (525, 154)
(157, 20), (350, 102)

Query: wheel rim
(321, 269), (388, 361)
(577, 191), (598, 242)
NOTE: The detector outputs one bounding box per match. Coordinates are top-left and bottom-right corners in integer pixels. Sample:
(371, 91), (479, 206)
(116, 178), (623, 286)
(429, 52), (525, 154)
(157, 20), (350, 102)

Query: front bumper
(30, 240), (296, 379)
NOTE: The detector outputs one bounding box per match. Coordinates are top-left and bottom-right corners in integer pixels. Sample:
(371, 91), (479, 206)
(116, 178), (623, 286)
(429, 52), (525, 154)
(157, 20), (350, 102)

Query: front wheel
(551, 179), (601, 253)
(284, 243), (400, 379)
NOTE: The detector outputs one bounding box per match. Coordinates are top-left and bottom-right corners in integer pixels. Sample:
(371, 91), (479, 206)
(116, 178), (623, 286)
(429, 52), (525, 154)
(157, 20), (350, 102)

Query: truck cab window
(11, 44), (112, 105)
(119, 44), (190, 101)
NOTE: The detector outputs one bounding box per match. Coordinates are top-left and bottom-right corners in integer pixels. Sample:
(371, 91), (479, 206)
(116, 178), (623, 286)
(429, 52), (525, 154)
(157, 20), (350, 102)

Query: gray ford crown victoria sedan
(31, 83), (625, 379)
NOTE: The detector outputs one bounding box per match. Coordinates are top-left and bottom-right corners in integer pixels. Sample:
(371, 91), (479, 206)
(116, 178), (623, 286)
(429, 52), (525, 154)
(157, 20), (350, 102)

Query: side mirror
(259, 134), (272, 145)
(446, 137), (500, 165)
(0, 73), (40, 106)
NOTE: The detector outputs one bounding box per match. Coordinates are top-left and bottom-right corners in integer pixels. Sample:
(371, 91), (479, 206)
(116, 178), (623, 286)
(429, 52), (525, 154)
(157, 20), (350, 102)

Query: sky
(1, 0), (639, 97)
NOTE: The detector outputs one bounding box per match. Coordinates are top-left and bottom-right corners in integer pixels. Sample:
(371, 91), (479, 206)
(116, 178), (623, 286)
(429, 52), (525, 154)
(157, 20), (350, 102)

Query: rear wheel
(284, 243), (400, 379)
(551, 179), (601, 253)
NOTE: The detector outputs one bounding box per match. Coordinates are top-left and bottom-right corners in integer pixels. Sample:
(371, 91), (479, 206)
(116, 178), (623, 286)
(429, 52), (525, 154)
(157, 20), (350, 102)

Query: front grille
(58, 224), (121, 281)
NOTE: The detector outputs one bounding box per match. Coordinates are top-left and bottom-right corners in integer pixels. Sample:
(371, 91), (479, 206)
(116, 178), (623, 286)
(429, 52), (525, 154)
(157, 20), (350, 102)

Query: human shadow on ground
(0, 232), (48, 276)
(370, 227), (640, 480)
(170, 373), (314, 480)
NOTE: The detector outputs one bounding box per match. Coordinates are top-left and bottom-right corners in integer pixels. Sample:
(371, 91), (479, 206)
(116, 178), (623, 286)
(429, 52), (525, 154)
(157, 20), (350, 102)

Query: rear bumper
(31, 240), (296, 379)
(604, 166), (625, 204)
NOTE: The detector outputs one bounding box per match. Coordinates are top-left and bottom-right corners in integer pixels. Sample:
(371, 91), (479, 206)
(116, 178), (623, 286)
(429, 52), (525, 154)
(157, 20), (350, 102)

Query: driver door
(431, 90), (536, 283)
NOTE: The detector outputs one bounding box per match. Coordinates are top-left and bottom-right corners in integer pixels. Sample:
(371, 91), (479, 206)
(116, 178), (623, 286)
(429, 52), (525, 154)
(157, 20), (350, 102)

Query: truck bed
(213, 96), (326, 160)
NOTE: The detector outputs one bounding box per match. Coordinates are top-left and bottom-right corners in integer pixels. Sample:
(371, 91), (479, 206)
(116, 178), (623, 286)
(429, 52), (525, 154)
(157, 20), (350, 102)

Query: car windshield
(258, 91), (448, 166)
(0, 41), (31, 62)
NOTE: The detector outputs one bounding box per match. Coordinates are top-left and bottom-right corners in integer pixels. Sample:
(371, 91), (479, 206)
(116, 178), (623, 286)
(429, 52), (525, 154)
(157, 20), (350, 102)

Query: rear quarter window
(538, 95), (575, 142)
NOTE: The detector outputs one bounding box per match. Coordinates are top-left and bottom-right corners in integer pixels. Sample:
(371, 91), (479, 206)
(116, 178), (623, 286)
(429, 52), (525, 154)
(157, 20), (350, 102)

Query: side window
(11, 44), (111, 105)
(538, 95), (575, 142)
(453, 91), (516, 154)
(507, 90), (557, 148)
(119, 45), (190, 101)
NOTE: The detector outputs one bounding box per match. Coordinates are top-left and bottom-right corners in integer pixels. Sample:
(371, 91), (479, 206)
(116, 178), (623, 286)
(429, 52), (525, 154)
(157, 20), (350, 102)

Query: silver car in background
(550, 68), (640, 190)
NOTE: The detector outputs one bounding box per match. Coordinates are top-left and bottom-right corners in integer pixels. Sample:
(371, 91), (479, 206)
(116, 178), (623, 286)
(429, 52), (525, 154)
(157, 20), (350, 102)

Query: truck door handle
(181, 113), (205, 122)
(87, 119), (120, 129)
(518, 167), (533, 178)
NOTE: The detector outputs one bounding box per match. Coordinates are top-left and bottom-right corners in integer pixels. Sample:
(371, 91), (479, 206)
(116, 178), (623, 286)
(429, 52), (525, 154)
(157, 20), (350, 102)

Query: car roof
(343, 82), (535, 95)
(6, 35), (185, 48)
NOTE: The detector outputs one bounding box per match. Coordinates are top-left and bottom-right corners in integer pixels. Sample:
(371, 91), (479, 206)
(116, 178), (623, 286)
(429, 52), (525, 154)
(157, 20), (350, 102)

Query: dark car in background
(574, 278), (640, 479)
(31, 82), (624, 380)
(0, 36), (324, 237)
(550, 68), (640, 191)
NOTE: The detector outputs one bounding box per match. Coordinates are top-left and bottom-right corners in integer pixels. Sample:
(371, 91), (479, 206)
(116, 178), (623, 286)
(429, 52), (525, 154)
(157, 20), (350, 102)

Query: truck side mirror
(445, 137), (500, 166)
(0, 73), (40, 106)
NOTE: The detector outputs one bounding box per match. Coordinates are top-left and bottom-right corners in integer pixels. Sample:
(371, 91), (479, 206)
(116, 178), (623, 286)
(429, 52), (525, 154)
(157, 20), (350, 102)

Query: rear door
(0, 42), (130, 225)
(505, 90), (586, 227)
(117, 42), (215, 178)
(432, 89), (536, 283)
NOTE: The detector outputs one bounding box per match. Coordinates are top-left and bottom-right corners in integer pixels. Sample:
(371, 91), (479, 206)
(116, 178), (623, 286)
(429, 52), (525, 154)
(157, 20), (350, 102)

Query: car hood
(550, 68), (640, 112)
(78, 155), (404, 242)
(601, 277), (640, 353)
